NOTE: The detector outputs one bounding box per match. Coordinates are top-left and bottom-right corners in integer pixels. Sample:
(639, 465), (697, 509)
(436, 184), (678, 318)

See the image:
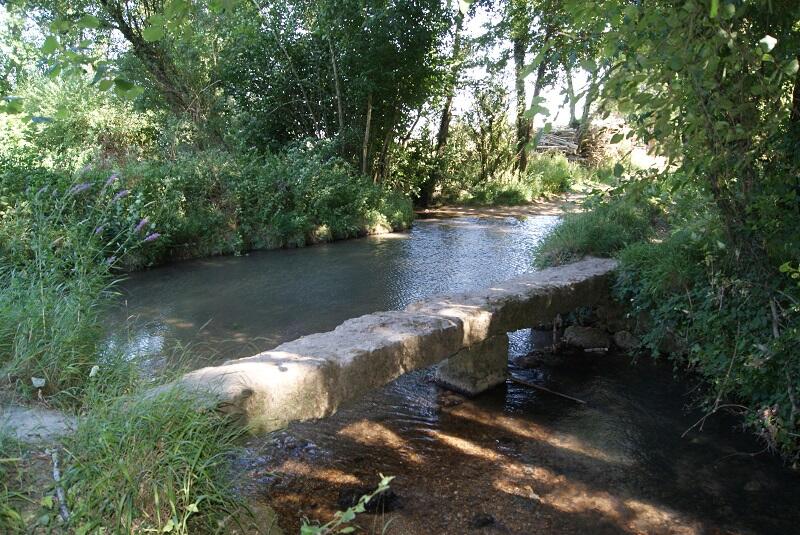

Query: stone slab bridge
(178, 257), (618, 433)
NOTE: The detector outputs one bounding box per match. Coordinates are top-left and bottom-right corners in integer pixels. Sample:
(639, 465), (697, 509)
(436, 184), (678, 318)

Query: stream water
(107, 214), (560, 367)
(109, 213), (800, 534)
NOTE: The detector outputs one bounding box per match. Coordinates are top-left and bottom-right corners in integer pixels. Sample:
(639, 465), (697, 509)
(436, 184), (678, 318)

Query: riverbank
(416, 193), (585, 220)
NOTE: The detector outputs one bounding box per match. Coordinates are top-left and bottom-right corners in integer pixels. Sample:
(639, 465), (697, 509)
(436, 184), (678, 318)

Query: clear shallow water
(106, 212), (800, 534)
(105, 215), (560, 366)
(241, 331), (800, 535)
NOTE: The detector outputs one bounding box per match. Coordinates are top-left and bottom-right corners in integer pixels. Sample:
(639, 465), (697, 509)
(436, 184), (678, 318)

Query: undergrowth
(534, 176), (800, 463)
(63, 387), (245, 534)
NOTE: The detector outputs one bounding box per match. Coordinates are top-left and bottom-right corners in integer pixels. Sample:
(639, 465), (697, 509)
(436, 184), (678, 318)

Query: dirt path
(415, 194), (585, 220)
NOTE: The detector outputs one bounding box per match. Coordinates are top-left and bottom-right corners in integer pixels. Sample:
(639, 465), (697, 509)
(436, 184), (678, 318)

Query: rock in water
(336, 486), (401, 513)
(469, 513), (495, 528)
(563, 325), (610, 350)
(613, 330), (639, 351)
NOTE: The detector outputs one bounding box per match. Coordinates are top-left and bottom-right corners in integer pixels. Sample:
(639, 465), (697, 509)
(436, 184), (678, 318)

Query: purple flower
(106, 255), (117, 265)
(94, 225), (105, 234)
(143, 232), (161, 243)
(105, 174), (119, 187)
(134, 218), (149, 233)
(112, 189), (129, 201)
(68, 182), (92, 195)
(37, 186), (48, 195)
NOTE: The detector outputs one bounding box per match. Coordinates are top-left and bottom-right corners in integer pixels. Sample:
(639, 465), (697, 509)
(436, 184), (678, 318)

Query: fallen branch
(680, 403), (749, 438)
(47, 448), (70, 523)
(509, 377), (587, 405)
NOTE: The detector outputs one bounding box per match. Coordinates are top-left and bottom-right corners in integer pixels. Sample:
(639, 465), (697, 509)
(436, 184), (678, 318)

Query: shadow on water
(237, 330), (800, 535)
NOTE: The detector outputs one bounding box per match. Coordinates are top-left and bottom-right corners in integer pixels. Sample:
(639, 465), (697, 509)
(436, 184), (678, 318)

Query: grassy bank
(533, 179), (800, 464)
(437, 153), (591, 206)
(0, 152), (251, 530)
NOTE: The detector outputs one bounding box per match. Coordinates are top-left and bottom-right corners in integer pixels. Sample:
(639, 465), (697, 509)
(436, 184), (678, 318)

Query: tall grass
(0, 430), (25, 533)
(533, 198), (655, 268)
(63, 387), (245, 534)
(0, 167), (151, 400)
(449, 153), (590, 206)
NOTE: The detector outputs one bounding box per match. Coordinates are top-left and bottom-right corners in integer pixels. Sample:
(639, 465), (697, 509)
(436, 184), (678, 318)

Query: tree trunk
(361, 93), (373, 176)
(329, 36), (345, 135)
(435, 11), (465, 157)
(376, 108), (397, 183)
(564, 61), (578, 127)
(419, 11), (465, 206)
(577, 68), (600, 150)
(514, 35), (529, 173)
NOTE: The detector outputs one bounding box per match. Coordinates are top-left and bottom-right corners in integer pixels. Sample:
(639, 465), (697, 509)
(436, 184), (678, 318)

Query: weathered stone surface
(563, 325), (610, 350)
(179, 311), (462, 432)
(0, 405), (75, 443)
(406, 257), (617, 345)
(175, 257), (618, 433)
(435, 335), (509, 396)
(613, 330), (639, 351)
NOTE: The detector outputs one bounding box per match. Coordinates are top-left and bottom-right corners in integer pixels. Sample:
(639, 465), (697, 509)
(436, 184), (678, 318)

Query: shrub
(117, 145), (413, 266)
(533, 193), (656, 268)
(0, 76), (160, 171)
(0, 161), (158, 400)
(616, 230), (800, 463)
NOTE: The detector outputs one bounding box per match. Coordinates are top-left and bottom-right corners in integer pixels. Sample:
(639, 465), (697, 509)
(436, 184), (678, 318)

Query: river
(108, 211), (800, 534)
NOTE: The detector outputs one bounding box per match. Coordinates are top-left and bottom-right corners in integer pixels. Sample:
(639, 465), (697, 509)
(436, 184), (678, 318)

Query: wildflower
(143, 232), (161, 243)
(68, 182), (92, 195)
(37, 185), (48, 195)
(89, 365), (100, 378)
(94, 225), (105, 234)
(134, 218), (149, 233)
(112, 189), (129, 201)
(105, 174), (119, 187)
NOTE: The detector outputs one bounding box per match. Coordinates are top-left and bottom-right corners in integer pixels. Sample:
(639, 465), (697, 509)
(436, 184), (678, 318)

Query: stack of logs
(534, 128), (580, 155)
(534, 125), (624, 167)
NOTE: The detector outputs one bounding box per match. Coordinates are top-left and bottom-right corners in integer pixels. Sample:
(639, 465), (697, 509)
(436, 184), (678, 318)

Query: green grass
(444, 153), (590, 206)
(533, 197), (655, 268)
(62, 386), (246, 534)
(0, 430), (26, 533)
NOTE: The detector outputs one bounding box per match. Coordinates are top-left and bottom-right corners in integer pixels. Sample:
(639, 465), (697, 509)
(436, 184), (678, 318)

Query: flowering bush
(0, 161), (160, 399)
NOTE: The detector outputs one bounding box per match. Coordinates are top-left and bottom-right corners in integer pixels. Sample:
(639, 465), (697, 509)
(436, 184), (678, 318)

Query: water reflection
(105, 215), (560, 366)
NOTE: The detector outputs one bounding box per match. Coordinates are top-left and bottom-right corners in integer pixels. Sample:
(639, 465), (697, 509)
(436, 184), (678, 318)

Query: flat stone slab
(176, 257), (618, 433)
(407, 257), (618, 345)
(180, 311), (462, 432)
(0, 405), (76, 443)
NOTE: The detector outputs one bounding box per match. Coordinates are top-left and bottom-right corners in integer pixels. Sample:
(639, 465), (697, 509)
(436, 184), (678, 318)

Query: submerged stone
(563, 325), (610, 350)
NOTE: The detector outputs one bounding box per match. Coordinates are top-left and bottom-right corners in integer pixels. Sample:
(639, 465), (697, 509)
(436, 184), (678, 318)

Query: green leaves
(77, 15), (102, 29)
(142, 25), (166, 42)
(41, 36), (59, 55)
(782, 59), (799, 75)
(710, 0), (719, 18)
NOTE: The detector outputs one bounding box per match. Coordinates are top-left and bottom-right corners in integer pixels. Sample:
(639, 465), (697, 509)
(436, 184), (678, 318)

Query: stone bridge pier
(434, 334), (509, 396)
(176, 257), (618, 433)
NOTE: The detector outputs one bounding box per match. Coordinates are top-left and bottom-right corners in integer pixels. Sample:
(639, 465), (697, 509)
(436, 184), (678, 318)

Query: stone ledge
(176, 257), (618, 433)
(406, 257), (617, 345)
